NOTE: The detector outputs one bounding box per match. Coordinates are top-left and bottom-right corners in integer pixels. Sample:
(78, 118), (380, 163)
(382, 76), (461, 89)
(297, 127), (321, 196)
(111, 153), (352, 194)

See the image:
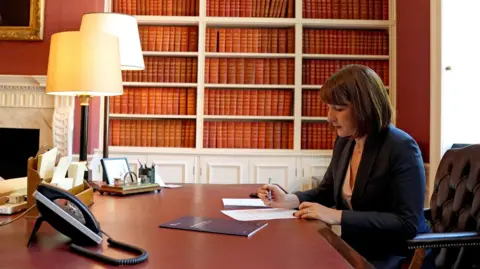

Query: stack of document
(221, 198), (296, 221)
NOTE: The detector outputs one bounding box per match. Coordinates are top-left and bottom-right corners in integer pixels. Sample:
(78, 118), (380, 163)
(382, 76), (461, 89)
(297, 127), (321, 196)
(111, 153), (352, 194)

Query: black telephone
(28, 183), (148, 266)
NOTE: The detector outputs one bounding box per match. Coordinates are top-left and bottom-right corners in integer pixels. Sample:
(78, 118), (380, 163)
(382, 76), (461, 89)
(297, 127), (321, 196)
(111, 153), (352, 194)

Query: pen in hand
(267, 177), (272, 201)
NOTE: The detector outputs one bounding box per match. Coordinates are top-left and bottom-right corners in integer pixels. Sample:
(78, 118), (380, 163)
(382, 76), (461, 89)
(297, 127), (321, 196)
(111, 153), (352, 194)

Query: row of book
(113, 0), (199, 16)
(205, 58), (295, 85)
(303, 60), (389, 85)
(122, 57), (389, 85)
(302, 90), (329, 117)
(206, 0), (294, 18)
(110, 88), (196, 115)
(109, 87), (333, 117)
(122, 57), (198, 83)
(121, 58), (388, 85)
(109, 118), (337, 150)
(101, 59), (390, 87)
(302, 0), (388, 20)
(113, 0), (387, 20)
(137, 26), (388, 56)
(301, 122), (337, 150)
(205, 89), (293, 116)
(136, 25), (388, 56)
(109, 119), (197, 147)
(139, 26), (198, 52)
(206, 27), (295, 54)
(303, 29), (389, 55)
(109, 87), (331, 117)
(203, 121), (294, 149)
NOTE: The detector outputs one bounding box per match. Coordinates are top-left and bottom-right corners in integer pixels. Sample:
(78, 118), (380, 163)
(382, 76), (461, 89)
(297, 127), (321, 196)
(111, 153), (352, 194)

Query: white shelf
(135, 16), (199, 25)
(205, 52), (295, 58)
(302, 85), (323, 89)
(110, 114), (197, 119)
(108, 146), (333, 156)
(204, 115), (294, 121)
(302, 85), (390, 90)
(300, 149), (334, 154)
(205, 17), (296, 27)
(204, 84), (294, 89)
(143, 51), (198, 57)
(302, 19), (392, 29)
(122, 82), (198, 87)
(302, 117), (328, 121)
(302, 54), (389, 60)
(135, 16), (391, 29)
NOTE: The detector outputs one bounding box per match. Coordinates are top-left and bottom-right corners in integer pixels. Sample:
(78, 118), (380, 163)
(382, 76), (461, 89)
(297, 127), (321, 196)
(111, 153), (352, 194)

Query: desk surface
(0, 184), (371, 269)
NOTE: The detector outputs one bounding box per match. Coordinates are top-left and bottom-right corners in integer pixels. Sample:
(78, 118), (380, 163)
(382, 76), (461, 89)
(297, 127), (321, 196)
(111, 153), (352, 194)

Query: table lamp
(80, 13), (145, 159)
(45, 31), (124, 164)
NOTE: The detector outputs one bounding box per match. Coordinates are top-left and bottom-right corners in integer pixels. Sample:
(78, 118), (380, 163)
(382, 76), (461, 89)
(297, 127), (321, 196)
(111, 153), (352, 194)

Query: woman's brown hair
(320, 64), (393, 138)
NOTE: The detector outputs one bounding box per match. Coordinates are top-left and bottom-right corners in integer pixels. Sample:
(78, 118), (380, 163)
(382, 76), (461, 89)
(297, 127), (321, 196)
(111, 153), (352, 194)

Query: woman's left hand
(294, 202), (342, 225)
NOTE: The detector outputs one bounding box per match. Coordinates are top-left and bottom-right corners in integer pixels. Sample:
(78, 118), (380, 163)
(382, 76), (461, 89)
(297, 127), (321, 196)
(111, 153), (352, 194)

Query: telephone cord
(69, 230), (149, 266)
(0, 205), (37, 227)
(1, 205), (149, 266)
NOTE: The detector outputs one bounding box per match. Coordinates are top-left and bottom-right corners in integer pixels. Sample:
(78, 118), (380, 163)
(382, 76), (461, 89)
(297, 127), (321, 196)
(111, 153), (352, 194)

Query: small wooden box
(97, 182), (161, 196)
(68, 180), (94, 207)
(26, 156), (94, 218)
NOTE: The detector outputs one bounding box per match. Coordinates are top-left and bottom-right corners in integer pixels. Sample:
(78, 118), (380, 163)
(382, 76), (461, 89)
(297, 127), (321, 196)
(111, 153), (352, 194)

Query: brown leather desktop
(0, 184), (372, 269)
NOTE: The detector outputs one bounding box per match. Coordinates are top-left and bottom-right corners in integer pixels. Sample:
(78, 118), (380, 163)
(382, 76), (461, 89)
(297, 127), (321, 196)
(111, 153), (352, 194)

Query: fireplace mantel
(0, 75), (75, 157)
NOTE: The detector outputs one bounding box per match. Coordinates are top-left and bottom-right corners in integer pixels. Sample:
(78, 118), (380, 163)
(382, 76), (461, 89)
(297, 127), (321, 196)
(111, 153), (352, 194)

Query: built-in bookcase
(100, 0), (395, 188)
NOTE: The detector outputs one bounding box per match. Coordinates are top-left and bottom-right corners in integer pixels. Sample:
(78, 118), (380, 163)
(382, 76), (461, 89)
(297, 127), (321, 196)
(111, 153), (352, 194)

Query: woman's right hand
(257, 184), (300, 209)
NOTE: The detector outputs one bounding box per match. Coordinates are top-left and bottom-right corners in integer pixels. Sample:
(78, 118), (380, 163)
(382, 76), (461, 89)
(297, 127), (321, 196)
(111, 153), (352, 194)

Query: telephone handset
(28, 183), (148, 266)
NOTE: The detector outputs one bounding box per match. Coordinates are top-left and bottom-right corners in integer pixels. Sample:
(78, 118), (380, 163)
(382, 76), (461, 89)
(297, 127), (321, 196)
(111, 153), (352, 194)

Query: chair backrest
(429, 144), (480, 268)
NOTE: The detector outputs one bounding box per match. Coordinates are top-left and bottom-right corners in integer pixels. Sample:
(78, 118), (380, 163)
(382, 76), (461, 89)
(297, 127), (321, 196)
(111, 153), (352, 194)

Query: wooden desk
(0, 184), (372, 269)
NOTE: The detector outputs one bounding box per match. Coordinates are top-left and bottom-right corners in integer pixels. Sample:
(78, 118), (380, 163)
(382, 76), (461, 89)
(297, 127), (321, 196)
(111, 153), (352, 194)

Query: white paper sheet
(38, 147), (58, 179)
(222, 198), (267, 207)
(68, 162), (87, 187)
(160, 183), (183, 188)
(221, 208), (297, 221)
(50, 178), (75, 190)
(52, 156), (72, 182)
(154, 170), (183, 188)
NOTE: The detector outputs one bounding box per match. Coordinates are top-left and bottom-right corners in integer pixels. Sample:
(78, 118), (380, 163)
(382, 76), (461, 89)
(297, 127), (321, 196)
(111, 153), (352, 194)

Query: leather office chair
(406, 144), (480, 269)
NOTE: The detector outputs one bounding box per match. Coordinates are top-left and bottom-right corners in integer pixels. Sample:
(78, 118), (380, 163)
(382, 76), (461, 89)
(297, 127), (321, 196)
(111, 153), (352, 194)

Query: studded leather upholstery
(428, 144), (480, 268)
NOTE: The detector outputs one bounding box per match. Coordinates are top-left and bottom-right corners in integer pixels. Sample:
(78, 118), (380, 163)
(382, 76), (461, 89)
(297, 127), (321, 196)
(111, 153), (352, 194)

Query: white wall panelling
(147, 155), (196, 183)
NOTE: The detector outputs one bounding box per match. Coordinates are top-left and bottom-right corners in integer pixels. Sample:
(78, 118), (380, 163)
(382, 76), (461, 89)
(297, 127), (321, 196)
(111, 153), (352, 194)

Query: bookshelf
(100, 0), (396, 190)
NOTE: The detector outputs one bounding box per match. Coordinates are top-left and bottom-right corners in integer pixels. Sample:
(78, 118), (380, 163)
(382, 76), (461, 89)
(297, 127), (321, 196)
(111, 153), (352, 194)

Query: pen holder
(138, 167), (155, 184)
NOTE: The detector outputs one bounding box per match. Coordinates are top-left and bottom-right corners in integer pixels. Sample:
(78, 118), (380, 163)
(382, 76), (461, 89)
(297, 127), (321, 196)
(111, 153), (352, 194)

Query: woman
(257, 64), (430, 268)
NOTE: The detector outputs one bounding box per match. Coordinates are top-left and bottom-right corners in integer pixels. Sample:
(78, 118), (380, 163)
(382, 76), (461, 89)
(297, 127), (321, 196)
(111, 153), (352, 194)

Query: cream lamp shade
(80, 13), (144, 70)
(45, 31), (123, 96)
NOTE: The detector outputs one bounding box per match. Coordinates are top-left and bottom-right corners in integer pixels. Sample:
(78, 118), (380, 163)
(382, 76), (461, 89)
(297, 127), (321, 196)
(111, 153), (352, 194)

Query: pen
(137, 158), (144, 169)
(267, 177), (272, 201)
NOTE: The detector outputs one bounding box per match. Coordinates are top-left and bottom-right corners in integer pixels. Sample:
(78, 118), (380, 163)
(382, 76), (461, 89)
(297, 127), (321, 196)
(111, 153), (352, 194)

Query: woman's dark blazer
(294, 124), (430, 261)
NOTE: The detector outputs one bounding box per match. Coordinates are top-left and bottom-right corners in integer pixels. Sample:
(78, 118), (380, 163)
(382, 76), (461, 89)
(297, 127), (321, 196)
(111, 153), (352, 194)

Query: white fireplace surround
(0, 75), (75, 157)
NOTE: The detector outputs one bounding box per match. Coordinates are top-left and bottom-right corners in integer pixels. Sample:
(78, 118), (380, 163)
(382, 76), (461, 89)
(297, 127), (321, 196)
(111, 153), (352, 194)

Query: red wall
(0, 0), (104, 155)
(396, 0), (431, 162)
